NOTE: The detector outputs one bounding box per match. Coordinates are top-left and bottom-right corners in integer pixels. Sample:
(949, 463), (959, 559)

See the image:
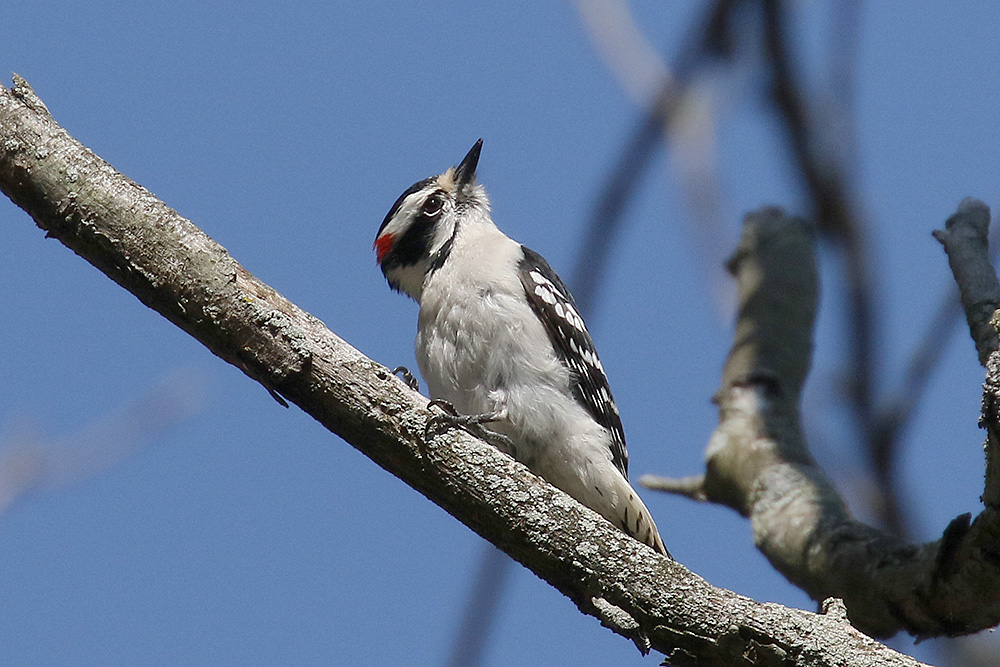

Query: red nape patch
(374, 233), (395, 264)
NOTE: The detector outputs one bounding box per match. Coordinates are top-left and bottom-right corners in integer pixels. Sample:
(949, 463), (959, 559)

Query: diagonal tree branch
(0, 76), (927, 666)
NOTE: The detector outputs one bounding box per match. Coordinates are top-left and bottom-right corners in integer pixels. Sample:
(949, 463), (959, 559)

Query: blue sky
(2, 2), (999, 665)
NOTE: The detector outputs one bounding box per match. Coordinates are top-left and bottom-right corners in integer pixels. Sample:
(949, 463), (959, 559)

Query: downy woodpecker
(374, 140), (669, 556)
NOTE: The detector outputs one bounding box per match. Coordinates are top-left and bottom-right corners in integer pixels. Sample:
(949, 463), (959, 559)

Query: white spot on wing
(534, 285), (557, 305)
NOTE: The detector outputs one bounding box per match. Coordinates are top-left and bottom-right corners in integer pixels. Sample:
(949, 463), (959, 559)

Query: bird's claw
(426, 400), (516, 457)
(392, 366), (420, 391)
(427, 398), (460, 420)
(428, 400), (499, 427)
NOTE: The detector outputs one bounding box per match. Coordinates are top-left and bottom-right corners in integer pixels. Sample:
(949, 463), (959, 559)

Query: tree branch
(0, 76), (926, 666)
(933, 199), (1000, 509)
(646, 205), (1000, 641)
(933, 198), (1000, 366)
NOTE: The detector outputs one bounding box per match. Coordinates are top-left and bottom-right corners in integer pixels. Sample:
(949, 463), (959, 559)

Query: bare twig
(932, 199), (1000, 364)
(637, 473), (706, 502)
(934, 199), (1000, 509)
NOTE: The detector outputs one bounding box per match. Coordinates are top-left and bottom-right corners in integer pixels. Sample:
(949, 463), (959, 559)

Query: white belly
(416, 268), (618, 506)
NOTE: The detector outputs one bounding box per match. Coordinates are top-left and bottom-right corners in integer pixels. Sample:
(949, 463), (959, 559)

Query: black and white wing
(517, 246), (629, 478)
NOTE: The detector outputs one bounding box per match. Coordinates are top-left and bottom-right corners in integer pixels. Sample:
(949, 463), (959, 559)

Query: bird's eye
(423, 194), (443, 217)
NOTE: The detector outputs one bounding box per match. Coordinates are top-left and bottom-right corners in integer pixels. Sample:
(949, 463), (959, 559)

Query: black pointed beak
(454, 139), (483, 188)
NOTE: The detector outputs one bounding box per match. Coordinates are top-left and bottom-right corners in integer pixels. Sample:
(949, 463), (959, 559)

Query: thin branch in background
(869, 290), (960, 465)
(821, 0), (917, 540)
(0, 370), (205, 516)
(444, 545), (510, 667)
(574, 0), (736, 314)
(575, 0), (744, 317)
(817, 0), (937, 549)
(819, 0), (923, 546)
(668, 82), (733, 315)
(572, 0), (671, 108)
(759, 0), (900, 534)
(824, 0), (864, 176)
(570, 0), (738, 314)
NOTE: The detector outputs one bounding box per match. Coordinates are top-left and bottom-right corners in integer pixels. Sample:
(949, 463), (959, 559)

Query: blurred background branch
(0, 371), (204, 517)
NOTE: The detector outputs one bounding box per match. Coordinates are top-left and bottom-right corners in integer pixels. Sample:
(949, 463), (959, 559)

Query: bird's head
(374, 139), (488, 300)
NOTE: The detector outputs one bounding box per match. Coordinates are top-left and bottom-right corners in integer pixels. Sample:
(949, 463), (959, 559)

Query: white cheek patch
(387, 193), (430, 236)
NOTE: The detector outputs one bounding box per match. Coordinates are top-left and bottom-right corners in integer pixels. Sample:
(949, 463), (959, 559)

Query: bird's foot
(427, 400), (516, 457)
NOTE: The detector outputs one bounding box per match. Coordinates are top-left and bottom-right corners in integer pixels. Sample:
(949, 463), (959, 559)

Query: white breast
(416, 219), (550, 413)
(414, 218), (616, 487)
